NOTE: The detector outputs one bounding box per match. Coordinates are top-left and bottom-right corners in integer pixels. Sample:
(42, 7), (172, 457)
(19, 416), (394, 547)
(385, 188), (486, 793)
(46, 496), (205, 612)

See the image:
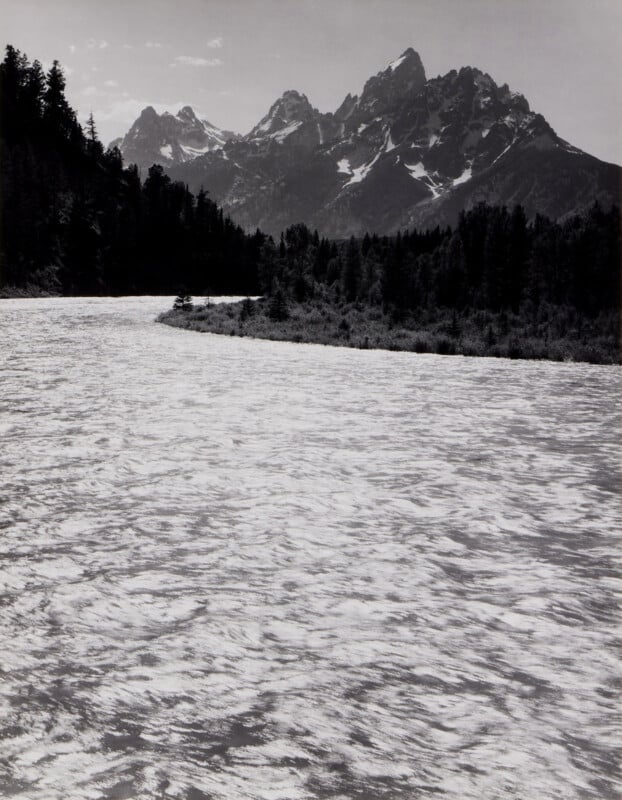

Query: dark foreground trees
(0, 45), (262, 295)
(256, 203), (619, 322)
(236, 204), (620, 363)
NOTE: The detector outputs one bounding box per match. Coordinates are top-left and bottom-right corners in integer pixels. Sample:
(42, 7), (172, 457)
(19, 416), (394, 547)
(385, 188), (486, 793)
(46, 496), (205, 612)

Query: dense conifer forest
(1, 45), (619, 362)
(164, 208), (620, 363)
(0, 45), (262, 295)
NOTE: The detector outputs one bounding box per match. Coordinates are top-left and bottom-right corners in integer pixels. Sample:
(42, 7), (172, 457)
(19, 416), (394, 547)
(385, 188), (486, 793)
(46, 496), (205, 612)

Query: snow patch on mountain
(388, 53), (408, 72)
(405, 161), (427, 179)
(118, 48), (620, 238)
(255, 112), (276, 135)
(452, 163), (473, 186)
(344, 149), (383, 186)
(385, 131), (397, 152)
(270, 120), (303, 143)
(405, 161), (443, 198)
(492, 138), (517, 166)
(159, 144), (173, 159)
(180, 144), (211, 158)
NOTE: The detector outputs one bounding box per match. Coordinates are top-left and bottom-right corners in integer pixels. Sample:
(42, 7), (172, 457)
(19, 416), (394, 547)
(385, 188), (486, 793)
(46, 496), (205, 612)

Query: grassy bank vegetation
(160, 202), (619, 364)
(159, 296), (620, 364)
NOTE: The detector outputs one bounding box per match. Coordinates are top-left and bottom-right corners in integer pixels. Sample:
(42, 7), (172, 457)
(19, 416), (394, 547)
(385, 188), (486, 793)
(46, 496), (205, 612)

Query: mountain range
(111, 48), (621, 238)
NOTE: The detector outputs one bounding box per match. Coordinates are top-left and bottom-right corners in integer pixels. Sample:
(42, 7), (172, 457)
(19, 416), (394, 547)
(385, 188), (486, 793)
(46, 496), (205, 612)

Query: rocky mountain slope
(110, 105), (239, 170)
(113, 48), (621, 237)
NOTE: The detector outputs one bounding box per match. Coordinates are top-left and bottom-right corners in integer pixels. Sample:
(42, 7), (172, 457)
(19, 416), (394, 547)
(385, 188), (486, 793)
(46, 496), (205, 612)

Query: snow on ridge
(255, 107), (277, 134)
(270, 120), (303, 143)
(559, 141), (584, 156)
(159, 144), (173, 159)
(180, 143), (219, 158)
(201, 122), (225, 140)
(388, 54), (407, 72)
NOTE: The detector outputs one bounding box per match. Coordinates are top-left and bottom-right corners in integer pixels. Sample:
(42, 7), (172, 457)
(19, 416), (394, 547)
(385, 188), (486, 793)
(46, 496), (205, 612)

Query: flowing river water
(0, 296), (620, 800)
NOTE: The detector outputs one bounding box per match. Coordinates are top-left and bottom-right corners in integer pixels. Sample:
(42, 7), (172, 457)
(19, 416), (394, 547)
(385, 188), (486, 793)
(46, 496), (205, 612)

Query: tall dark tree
(85, 112), (104, 160)
(43, 60), (75, 140)
(342, 236), (362, 301)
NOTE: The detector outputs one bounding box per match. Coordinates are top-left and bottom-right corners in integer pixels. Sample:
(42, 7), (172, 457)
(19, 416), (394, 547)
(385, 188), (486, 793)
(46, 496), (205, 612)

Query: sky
(3, 0), (622, 164)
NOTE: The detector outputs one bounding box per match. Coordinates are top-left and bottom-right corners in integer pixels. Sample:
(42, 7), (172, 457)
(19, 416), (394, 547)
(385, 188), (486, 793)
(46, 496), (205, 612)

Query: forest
(1, 45), (619, 362)
(163, 205), (620, 363)
(0, 45), (262, 295)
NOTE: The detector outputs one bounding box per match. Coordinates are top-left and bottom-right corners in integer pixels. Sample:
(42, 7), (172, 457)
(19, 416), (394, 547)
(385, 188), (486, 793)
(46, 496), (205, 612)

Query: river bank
(0, 284), (60, 298)
(158, 297), (620, 365)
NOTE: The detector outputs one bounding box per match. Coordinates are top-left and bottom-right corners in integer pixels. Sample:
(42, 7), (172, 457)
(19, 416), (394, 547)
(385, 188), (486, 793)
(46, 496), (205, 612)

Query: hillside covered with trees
(0, 45), (262, 295)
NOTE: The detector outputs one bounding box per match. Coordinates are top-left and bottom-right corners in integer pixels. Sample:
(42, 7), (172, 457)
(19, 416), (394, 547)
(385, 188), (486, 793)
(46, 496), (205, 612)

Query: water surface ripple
(0, 297), (620, 800)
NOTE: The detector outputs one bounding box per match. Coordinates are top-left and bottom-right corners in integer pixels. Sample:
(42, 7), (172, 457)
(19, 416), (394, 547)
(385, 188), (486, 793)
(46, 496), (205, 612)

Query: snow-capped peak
(387, 47), (420, 73)
(113, 104), (236, 169)
(249, 90), (318, 139)
(358, 47), (426, 114)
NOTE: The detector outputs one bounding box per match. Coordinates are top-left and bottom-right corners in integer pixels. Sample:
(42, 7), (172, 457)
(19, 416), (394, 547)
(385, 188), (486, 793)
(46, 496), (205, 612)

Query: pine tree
(240, 297), (255, 321)
(24, 59), (46, 123)
(43, 60), (74, 139)
(268, 281), (289, 321)
(86, 111), (104, 159)
(173, 287), (193, 311)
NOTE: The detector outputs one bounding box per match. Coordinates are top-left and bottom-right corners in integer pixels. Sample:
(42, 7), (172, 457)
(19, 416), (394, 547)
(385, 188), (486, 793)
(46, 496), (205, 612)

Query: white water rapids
(0, 297), (620, 799)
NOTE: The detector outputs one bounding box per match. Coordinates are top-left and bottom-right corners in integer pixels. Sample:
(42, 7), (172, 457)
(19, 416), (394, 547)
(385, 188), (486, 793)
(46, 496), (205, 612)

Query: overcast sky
(3, 0), (621, 163)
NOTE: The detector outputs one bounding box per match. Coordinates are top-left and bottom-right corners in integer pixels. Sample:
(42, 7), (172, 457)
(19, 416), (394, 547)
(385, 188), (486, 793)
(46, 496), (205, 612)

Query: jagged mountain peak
(279, 89), (310, 103)
(112, 104), (233, 169)
(270, 89), (314, 117)
(116, 49), (619, 238)
(357, 47), (427, 115)
(177, 105), (199, 121)
(138, 105), (158, 122)
(387, 47), (425, 74)
(335, 92), (359, 121)
(249, 89), (318, 139)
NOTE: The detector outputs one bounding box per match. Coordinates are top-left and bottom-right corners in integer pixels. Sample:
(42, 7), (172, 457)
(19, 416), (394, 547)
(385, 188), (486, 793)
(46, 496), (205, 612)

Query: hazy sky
(3, 0), (621, 163)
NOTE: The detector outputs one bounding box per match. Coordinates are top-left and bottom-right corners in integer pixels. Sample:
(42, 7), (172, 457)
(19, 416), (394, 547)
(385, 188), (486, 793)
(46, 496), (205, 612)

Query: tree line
(257, 204), (619, 320)
(1, 43), (619, 333)
(0, 45), (262, 295)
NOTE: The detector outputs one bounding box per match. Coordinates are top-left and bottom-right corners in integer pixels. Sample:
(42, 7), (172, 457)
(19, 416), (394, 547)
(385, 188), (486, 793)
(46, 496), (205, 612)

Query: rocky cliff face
(114, 48), (621, 236)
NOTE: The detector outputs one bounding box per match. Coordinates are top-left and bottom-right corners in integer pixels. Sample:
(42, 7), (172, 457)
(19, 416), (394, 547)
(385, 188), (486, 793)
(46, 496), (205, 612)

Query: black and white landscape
(1, 1), (621, 799)
(115, 49), (621, 237)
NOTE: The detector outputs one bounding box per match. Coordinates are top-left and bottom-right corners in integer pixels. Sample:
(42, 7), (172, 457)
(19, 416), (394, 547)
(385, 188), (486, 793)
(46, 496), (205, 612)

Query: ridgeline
(1, 44), (619, 364)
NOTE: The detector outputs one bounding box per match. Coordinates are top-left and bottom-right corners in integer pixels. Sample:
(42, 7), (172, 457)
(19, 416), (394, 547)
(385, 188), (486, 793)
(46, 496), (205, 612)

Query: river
(0, 296), (620, 799)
